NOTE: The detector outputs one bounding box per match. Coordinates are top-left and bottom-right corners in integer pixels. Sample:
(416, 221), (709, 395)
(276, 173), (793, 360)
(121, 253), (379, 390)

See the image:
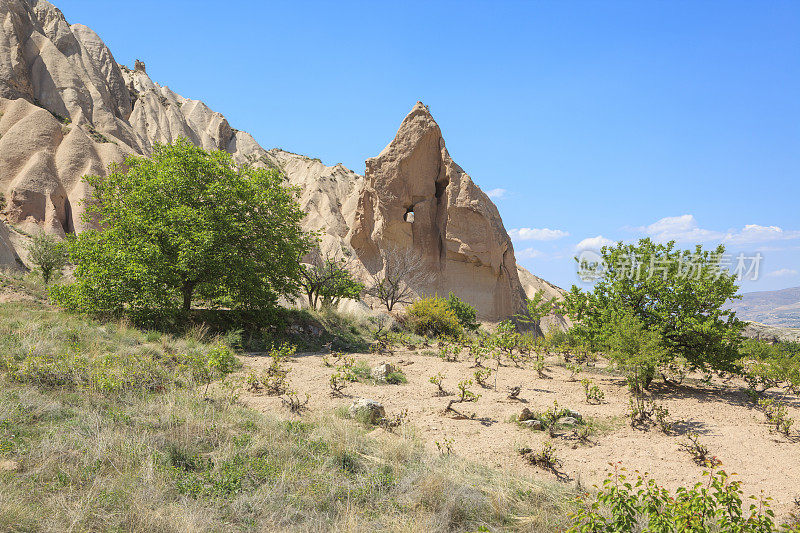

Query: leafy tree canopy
(27, 231), (68, 283)
(563, 238), (744, 373)
(298, 248), (364, 309)
(52, 139), (311, 316)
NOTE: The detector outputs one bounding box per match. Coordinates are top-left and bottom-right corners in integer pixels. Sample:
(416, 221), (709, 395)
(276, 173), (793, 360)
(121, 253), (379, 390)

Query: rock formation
(349, 102), (529, 319)
(0, 0), (566, 324)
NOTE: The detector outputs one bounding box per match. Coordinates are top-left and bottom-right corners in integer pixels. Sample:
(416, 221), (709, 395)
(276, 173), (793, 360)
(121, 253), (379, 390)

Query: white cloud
(638, 214), (723, 243)
(635, 215), (800, 246)
(517, 247), (545, 259)
(722, 224), (800, 245)
(486, 188), (507, 199)
(766, 268), (799, 278)
(575, 235), (614, 251)
(509, 227), (570, 241)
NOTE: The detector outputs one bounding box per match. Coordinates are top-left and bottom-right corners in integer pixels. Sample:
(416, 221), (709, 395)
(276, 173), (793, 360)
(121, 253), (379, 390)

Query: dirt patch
(238, 349), (800, 519)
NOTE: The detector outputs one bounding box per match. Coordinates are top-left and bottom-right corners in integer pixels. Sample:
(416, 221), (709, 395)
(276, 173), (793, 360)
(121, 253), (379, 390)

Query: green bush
(739, 339), (800, 395)
(26, 231), (68, 283)
(446, 292), (479, 330)
(570, 468), (783, 532)
(405, 297), (463, 338)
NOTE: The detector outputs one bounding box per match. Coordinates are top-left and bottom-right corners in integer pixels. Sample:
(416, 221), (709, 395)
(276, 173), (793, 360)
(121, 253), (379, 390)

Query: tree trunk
(182, 282), (195, 313)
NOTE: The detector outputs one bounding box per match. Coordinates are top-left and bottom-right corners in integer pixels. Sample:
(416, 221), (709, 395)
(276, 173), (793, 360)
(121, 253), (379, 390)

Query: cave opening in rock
(403, 205), (415, 223)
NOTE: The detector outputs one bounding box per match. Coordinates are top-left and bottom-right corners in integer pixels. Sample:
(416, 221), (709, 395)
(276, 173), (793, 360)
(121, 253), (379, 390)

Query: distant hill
(725, 286), (800, 328)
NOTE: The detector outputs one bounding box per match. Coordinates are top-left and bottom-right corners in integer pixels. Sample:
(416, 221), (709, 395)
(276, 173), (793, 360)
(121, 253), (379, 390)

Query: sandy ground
(238, 348), (800, 519)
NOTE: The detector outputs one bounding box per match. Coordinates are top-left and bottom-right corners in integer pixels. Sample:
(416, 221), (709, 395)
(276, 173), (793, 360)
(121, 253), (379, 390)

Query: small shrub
(740, 339), (800, 395)
(758, 398), (794, 436)
(473, 367), (492, 388)
(446, 292), (479, 330)
(533, 354), (547, 377)
(261, 342), (295, 395)
(446, 379), (480, 413)
(467, 338), (490, 367)
(519, 442), (562, 475)
(329, 372), (346, 396)
(185, 345), (238, 397)
(429, 372), (447, 396)
(405, 297), (463, 338)
(435, 437), (454, 455)
(281, 390), (310, 413)
(581, 378), (604, 404)
(565, 362), (583, 381)
(627, 395), (671, 433)
(385, 370), (407, 384)
(27, 231), (68, 283)
(438, 341), (460, 362)
(680, 433), (721, 467)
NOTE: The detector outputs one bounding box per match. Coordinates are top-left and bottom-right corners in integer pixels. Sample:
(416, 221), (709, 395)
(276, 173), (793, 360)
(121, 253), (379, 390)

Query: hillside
(726, 286), (800, 328)
(0, 0), (561, 321)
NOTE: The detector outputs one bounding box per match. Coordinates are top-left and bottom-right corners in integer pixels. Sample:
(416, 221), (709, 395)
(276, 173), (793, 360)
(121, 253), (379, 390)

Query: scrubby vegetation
(5, 141), (799, 531)
(570, 467), (797, 532)
(26, 231), (68, 283)
(0, 303), (577, 532)
(565, 238), (744, 374)
(405, 296), (464, 338)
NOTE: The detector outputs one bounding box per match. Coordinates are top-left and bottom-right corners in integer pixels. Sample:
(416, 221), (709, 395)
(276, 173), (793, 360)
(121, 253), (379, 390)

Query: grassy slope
(0, 301), (573, 532)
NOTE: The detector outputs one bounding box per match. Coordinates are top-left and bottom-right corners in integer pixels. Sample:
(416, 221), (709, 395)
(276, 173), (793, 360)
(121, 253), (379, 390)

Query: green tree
(27, 231), (68, 283)
(564, 238), (744, 374)
(446, 292), (479, 330)
(515, 290), (557, 337)
(52, 139), (311, 316)
(298, 248), (364, 309)
(607, 310), (669, 392)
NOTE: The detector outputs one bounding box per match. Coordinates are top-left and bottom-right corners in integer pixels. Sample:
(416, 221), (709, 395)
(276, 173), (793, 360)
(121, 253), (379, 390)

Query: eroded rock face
(0, 0), (282, 235)
(349, 102), (527, 320)
(0, 1), (566, 323)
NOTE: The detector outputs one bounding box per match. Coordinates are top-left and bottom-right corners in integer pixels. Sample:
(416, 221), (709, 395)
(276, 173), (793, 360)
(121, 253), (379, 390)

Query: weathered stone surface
(348, 398), (385, 424)
(521, 419), (543, 430)
(370, 362), (396, 382)
(519, 407), (536, 422)
(349, 102), (527, 320)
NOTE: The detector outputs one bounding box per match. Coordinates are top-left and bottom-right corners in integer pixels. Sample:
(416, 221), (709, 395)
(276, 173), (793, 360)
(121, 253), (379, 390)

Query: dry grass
(0, 303), (574, 532)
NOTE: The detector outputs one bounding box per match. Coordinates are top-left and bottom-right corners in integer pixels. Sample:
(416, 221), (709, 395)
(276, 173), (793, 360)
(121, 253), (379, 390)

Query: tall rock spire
(349, 102), (527, 320)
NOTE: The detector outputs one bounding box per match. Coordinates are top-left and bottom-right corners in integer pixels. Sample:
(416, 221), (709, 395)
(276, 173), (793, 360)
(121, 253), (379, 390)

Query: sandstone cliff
(0, 0), (566, 323)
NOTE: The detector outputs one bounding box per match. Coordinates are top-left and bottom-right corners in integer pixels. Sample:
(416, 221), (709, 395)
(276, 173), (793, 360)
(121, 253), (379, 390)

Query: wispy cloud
(635, 215), (800, 246)
(766, 268), (799, 278)
(723, 225), (800, 245)
(637, 214), (722, 242)
(510, 227), (570, 241)
(517, 247), (545, 259)
(486, 188), (507, 199)
(575, 235), (614, 251)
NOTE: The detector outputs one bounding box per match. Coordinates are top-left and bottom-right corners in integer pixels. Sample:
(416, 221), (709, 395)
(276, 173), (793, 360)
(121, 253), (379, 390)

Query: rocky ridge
(0, 0), (564, 321)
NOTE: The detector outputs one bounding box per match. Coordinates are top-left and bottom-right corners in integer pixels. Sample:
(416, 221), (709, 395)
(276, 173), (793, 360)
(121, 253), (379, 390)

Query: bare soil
(240, 348), (800, 518)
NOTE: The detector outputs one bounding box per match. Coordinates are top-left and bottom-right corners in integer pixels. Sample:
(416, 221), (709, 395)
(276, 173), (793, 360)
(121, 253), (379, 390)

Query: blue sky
(58, 0), (799, 293)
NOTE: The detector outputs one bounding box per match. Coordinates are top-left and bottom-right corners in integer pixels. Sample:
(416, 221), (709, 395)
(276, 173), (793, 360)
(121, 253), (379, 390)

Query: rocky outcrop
(349, 102), (527, 320)
(0, 220), (22, 268)
(742, 322), (800, 344)
(516, 265), (571, 331)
